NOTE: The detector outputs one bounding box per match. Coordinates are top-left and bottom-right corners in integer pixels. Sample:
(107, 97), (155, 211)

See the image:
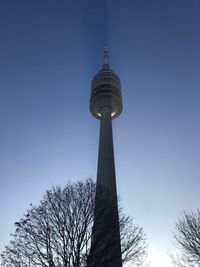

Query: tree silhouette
(1, 179), (146, 267)
(172, 209), (200, 267)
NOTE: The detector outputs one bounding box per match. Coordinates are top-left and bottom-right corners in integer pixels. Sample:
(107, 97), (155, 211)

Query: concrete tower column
(97, 107), (117, 193)
(89, 48), (123, 267)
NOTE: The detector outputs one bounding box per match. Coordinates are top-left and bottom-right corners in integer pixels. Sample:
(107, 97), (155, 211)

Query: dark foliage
(172, 209), (200, 267)
(1, 179), (146, 267)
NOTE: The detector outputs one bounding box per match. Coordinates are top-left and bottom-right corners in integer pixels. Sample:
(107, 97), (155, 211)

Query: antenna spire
(103, 46), (109, 65)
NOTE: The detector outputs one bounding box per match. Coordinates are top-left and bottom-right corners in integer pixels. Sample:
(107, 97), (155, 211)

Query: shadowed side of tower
(88, 48), (123, 267)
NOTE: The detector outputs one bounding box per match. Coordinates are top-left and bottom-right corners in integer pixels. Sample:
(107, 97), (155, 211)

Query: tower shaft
(97, 107), (117, 194)
(89, 107), (122, 267)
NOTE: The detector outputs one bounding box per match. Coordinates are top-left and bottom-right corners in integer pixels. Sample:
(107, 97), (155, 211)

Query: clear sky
(0, 1), (200, 266)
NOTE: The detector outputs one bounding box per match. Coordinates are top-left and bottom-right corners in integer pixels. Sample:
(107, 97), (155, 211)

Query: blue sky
(0, 1), (200, 266)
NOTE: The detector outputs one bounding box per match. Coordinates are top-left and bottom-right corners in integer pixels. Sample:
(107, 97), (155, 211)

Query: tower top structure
(103, 46), (109, 65)
(90, 48), (123, 120)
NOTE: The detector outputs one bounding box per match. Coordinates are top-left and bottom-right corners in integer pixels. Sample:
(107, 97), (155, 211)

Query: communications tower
(89, 48), (123, 267)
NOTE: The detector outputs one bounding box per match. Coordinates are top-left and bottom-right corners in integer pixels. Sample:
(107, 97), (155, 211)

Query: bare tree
(172, 209), (200, 267)
(1, 179), (147, 267)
